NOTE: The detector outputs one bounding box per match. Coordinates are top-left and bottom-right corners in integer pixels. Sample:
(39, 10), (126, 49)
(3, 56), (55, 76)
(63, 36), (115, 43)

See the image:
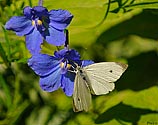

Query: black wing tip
(72, 99), (83, 112)
(116, 62), (128, 71)
(72, 105), (87, 112)
(72, 99), (89, 112)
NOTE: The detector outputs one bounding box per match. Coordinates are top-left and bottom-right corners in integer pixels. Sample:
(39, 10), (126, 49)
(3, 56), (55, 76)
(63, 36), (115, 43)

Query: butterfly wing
(84, 62), (128, 95)
(73, 71), (92, 112)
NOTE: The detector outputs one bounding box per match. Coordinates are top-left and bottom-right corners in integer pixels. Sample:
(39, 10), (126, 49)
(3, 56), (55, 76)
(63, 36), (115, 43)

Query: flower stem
(38, 0), (43, 6)
(64, 29), (69, 48)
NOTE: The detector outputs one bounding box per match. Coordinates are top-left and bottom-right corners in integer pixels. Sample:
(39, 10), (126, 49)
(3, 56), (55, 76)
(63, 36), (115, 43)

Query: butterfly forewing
(84, 62), (128, 95)
(73, 71), (92, 112)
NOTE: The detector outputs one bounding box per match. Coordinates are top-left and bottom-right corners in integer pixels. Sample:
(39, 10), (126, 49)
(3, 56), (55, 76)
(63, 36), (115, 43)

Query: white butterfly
(72, 62), (128, 112)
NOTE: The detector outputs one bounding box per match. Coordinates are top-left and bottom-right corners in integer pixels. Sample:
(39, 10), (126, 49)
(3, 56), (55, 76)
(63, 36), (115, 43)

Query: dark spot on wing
(78, 98), (80, 101)
(109, 70), (113, 73)
(83, 76), (86, 81)
(79, 69), (83, 74)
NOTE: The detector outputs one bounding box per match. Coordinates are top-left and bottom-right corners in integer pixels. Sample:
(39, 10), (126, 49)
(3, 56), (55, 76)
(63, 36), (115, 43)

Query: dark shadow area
(95, 102), (158, 124)
(97, 9), (158, 44)
(116, 51), (158, 91)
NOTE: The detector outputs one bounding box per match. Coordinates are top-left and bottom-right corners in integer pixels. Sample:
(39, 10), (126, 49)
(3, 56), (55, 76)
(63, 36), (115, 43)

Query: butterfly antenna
(67, 60), (79, 73)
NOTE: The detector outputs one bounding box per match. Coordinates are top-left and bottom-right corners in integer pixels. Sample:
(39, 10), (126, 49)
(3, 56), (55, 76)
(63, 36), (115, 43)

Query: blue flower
(81, 60), (94, 67)
(28, 48), (80, 96)
(5, 6), (73, 54)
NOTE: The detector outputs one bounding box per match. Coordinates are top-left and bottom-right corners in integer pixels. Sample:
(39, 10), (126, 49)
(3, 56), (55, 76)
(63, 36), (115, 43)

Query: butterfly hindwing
(73, 71), (92, 112)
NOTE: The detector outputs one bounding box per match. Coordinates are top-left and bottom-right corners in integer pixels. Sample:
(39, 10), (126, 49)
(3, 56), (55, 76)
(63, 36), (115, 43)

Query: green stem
(64, 29), (69, 48)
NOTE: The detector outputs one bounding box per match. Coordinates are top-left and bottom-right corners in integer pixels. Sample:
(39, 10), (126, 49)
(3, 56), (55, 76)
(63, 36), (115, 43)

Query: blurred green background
(0, 0), (158, 125)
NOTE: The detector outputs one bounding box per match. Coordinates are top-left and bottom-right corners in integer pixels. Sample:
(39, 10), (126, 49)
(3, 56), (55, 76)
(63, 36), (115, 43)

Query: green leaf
(139, 114), (158, 125)
(94, 90), (135, 113)
(0, 74), (12, 109)
(95, 88), (158, 125)
(123, 86), (158, 111)
(0, 100), (30, 125)
(1, 25), (11, 60)
(125, 0), (158, 10)
(26, 106), (52, 125)
(95, 102), (157, 125)
(15, 58), (29, 63)
(0, 42), (10, 67)
(104, 35), (158, 60)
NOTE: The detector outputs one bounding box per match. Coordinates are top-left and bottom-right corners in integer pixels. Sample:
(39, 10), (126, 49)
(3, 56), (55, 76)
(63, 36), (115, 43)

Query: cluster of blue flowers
(5, 5), (93, 96)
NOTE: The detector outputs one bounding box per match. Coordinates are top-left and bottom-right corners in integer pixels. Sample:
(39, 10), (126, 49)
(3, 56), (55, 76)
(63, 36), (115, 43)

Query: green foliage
(0, 0), (158, 125)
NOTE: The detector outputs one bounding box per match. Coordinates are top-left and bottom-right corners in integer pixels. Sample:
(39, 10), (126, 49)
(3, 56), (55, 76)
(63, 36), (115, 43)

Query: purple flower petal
(44, 27), (65, 46)
(40, 68), (61, 92)
(25, 29), (43, 54)
(54, 48), (68, 58)
(65, 49), (81, 61)
(33, 6), (48, 17)
(23, 6), (32, 19)
(5, 16), (33, 36)
(61, 72), (75, 96)
(82, 60), (94, 67)
(49, 9), (73, 30)
(28, 54), (60, 76)
(54, 48), (80, 61)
